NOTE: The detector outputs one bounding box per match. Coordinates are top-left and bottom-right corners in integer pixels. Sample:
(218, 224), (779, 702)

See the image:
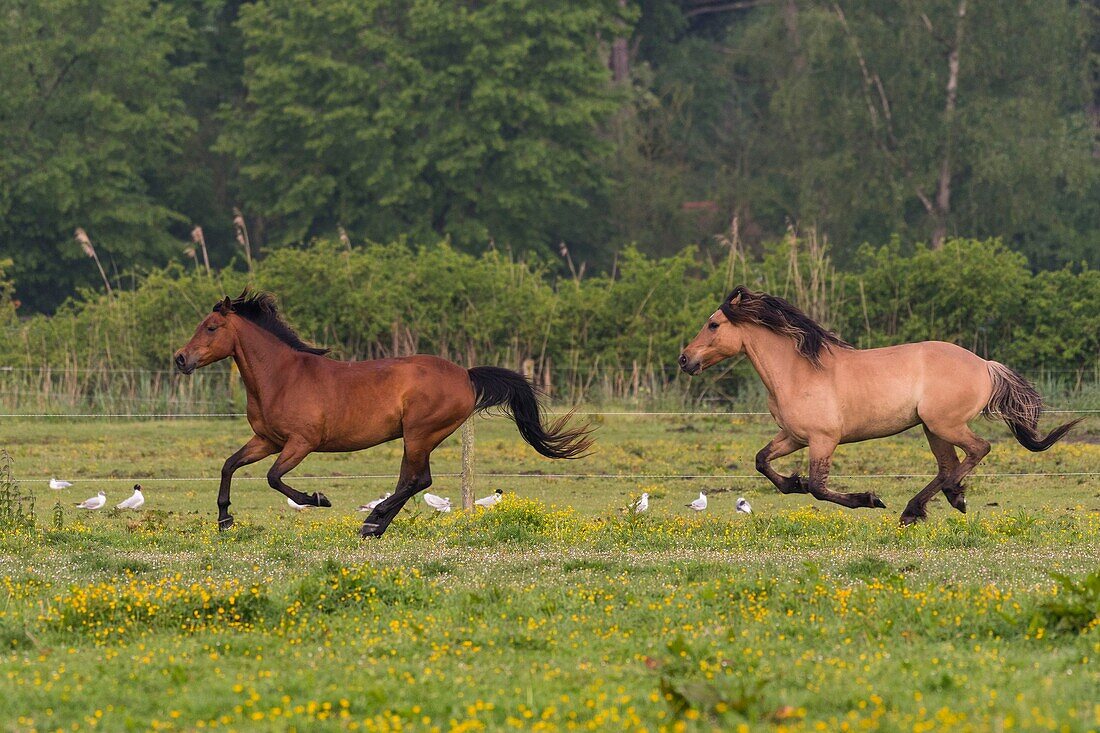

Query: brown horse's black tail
(984, 362), (1083, 452)
(468, 366), (594, 459)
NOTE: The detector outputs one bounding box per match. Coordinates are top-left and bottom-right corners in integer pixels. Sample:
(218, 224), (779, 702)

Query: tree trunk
(931, 0), (966, 249)
(611, 0), (630, 83)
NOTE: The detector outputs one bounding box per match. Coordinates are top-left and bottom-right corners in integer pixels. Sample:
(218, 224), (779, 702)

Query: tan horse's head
(174, 297), (238, 374)
(678, 290), (747, 375)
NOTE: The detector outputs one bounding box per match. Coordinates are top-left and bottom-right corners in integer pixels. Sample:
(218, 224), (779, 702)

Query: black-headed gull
(736, 497), (752, 514)
(49, 478), (72, 490)
(423, 492), (452, 512)
(631, 492), (649, 514)
(357, 492), (392, 512)
(116, 485), (145, 510)
(686, 492), (707, 512)
(75, 491), (106, 510)
(474, 489), (503, 508)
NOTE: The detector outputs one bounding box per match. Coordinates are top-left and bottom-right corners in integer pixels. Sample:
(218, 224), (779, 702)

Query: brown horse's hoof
(947, 495), (967, 513)
(870, 495), (887, 509)
(359, 522), (384, 539)
(313, 492), (332, 508)
(218, 515), (235, 531)
(899, 512), (925, 526)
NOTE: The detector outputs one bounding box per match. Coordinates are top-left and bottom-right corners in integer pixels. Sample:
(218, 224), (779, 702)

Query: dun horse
(174, 291), (592, 537)
(679, 287), (1081, 524)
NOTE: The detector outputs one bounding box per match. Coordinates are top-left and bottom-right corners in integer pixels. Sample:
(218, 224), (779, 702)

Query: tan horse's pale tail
(984, 362), (1083, 452)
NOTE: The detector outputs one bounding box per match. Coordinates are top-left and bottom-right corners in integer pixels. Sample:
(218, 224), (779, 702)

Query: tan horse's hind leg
(803, 440), (887, 510)
(924, 427), (967, 513)
(901, 425), (989, 525)
(755, 432), (809, 494)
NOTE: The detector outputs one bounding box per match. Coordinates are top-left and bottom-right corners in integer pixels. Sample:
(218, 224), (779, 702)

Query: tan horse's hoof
(312, 492), (332, 508)
(218, 515), (235, 531)
(898, 513), (925, 526)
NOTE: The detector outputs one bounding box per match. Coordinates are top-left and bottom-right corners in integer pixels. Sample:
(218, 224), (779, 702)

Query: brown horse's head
(678, 289), (747, 375)
(174, 296), (237, 374)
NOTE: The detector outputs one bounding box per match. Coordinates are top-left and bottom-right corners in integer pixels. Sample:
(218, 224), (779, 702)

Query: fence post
(461, 420), (474, 510)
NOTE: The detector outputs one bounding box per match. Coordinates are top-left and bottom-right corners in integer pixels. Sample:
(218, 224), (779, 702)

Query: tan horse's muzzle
(678, 351), (703, 376)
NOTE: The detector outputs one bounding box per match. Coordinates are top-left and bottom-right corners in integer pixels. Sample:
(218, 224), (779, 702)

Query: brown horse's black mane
(218, 290), (329, 355)
(720, 286), (851, 365)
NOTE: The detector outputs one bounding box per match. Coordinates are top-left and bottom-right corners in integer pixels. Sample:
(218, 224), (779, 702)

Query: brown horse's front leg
(755, 432), (809, 494)
(218, 435), (278, 530)
(804, 441), (887, 510)
(267, 437), (330, 508)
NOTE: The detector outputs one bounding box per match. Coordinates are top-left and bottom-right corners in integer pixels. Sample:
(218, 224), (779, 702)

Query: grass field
(1, 413), (1098, 731)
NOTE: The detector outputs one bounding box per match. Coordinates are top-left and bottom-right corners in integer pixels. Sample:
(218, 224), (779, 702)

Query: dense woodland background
(0, 0), (1097, 405)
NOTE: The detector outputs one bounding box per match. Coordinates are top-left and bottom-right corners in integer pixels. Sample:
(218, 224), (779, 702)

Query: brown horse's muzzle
(174, 350), (198, 375)
(678, 352), (702, 376)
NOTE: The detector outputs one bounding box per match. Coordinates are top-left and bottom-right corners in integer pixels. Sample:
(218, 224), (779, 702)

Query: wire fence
(2, 409), (1099, 418)
(11, 409), (1099, 497)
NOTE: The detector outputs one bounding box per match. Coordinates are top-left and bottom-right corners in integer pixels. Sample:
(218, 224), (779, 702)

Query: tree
(0, 0), (195, 312)
(221, 0), (630, 254)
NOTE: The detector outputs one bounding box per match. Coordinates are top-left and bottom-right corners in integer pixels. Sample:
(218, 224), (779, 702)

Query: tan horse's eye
(708, 322), (719, 331)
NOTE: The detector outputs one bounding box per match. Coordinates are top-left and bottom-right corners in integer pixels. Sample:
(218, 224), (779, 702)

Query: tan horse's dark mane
(721, 286), (851, 366)
(217, 289), (330, 356)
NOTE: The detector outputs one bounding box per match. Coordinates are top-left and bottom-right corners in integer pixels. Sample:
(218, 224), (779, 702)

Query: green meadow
(0, 413), (1098, 731)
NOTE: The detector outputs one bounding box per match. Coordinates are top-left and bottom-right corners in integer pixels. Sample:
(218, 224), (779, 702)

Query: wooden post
(461, 420), (474, 510)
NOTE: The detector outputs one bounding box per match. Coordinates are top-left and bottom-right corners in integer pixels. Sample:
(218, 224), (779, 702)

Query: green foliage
(222, 0), (628, 250)
(0, 0), (196, 311)
(0, 236), (1096, 409)
(1031, 570), (1100, 635)
(0, 451), (34, 531)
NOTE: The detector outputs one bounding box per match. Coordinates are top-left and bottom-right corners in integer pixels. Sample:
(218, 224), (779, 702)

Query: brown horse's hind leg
(267, 437), (331, 508)
(924, 427), (966, 514)
(901, 426), (989, 525)
(218, 435), (278, 530)
(803, 440), (887, 510)
(755, 432), (809, 494)
(360, 445), (434, 538)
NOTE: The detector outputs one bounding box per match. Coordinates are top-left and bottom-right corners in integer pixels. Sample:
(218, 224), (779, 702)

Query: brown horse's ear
(214, 296), (233, 315)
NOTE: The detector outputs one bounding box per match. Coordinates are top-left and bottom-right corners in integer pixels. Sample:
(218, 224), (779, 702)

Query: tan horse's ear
(728, 291), (742, 307)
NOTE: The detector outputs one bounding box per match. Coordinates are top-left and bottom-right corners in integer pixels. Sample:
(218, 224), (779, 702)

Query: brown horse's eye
(207, 325), (218, 333)
(708, 322), (719, 331)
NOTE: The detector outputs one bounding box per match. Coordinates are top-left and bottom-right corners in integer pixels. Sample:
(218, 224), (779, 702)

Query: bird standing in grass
(76, 491), (106, 510)
(357, 492), (392, 512)
(116, 485), (145, 510)
(632, 492), (649, 514)
(736, 497), (752, 514)
(475, 489), (504, 508)
(686, 492), (707, 512)
(49, 478), (72, 490)
(423, 493), (452, 512)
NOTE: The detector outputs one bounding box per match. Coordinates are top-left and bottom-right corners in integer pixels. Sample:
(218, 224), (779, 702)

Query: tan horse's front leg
(755, 432), (809, 494)
(804, 440), (887, 510)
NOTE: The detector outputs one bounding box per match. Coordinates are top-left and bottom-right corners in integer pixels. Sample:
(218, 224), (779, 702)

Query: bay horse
(678, 287), (1082, 524)
(173, 290), (592, 537)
